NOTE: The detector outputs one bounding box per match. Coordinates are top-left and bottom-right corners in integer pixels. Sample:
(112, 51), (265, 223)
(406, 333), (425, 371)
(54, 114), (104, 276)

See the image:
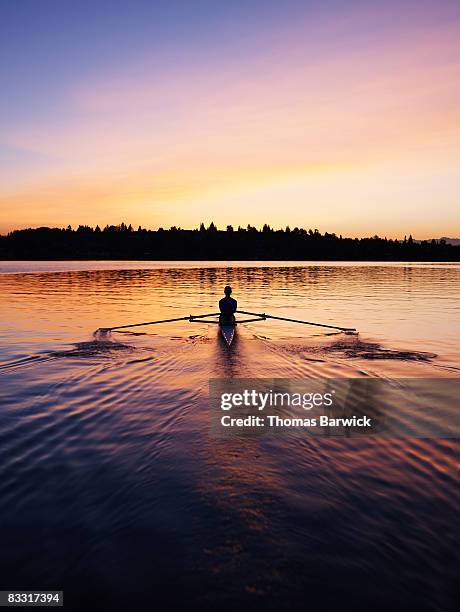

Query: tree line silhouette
(0, 223), (458, 260)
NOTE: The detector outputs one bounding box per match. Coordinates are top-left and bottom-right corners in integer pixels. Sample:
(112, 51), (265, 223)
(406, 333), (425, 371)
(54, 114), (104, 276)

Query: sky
(1, 0), (459, 238)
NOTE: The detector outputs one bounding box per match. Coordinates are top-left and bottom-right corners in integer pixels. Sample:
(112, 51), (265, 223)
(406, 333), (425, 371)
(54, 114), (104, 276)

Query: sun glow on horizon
(1, 0), (460, 239)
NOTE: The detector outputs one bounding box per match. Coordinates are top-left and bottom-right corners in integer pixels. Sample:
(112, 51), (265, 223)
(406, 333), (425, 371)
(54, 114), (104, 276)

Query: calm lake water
(0, 261), (459, 611)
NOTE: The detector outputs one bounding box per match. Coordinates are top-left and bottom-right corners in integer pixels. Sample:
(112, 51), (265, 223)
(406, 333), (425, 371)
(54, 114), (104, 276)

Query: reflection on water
(0, 262), (459, 611)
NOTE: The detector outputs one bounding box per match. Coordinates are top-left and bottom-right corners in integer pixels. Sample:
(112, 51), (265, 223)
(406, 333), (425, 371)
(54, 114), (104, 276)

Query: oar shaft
(105, 315), (190, 331)
(102, 310), (355, 333)
(237, 310), (356, 332)
(105, 312), (220, 331)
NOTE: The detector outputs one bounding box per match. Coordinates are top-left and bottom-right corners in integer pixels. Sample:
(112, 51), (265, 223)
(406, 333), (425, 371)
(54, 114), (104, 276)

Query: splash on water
(50, 340), (136, 359)
(93, 327), (112, 341)
(276, 336), (437, 363)
(323, 338), (437, 361)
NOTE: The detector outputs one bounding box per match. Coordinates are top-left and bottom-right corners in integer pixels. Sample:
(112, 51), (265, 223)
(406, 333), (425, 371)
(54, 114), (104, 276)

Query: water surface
(0, 262), (458, 610)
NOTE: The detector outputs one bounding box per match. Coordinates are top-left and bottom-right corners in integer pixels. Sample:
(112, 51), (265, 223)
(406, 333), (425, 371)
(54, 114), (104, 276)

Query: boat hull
(220, 323), (236, 346)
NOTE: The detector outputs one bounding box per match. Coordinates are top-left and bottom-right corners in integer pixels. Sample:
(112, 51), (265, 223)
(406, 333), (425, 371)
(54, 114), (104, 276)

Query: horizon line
(2, 222), (458, 243)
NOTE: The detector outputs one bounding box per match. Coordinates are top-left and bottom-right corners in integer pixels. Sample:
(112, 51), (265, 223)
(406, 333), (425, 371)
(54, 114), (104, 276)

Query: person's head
(224, 285), (232, 296)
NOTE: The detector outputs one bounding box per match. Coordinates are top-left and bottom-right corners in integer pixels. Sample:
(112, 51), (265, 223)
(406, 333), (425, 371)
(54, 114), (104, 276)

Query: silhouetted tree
(0, 223), (458, 261)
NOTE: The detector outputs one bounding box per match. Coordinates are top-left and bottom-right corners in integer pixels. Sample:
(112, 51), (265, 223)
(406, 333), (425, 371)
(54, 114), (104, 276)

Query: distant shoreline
(1, 224), (459, 262)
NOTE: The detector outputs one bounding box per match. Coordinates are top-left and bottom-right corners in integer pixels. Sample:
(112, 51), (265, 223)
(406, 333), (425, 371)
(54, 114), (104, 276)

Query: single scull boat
(98, 310), (356, 347)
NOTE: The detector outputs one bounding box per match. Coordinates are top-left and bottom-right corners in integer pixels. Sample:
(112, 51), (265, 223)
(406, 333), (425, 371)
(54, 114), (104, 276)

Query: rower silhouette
(219, 286), (237, 324)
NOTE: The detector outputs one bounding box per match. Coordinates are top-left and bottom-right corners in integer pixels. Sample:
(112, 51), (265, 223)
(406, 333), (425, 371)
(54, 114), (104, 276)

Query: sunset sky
(1, 0), (459, 238)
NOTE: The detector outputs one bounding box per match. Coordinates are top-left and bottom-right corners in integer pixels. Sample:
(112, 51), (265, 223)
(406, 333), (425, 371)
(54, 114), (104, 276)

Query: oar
(99, 312), (221, 332)
(237, 310), (356, 332)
